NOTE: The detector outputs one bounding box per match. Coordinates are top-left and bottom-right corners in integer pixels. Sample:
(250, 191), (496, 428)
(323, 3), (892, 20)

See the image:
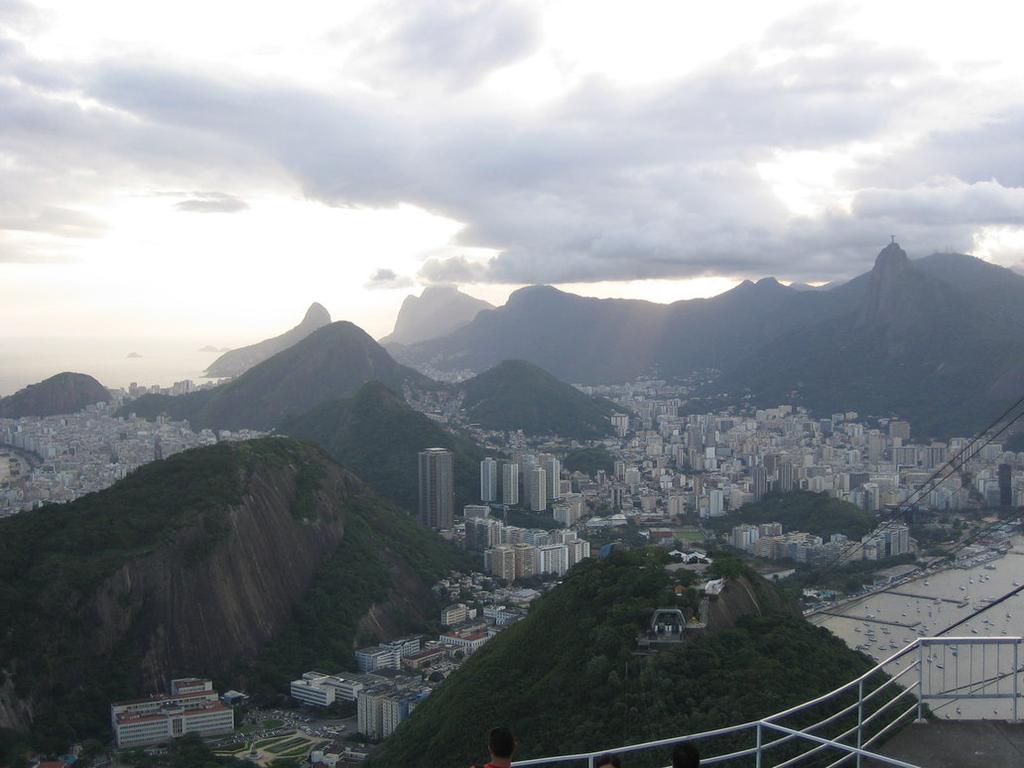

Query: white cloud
(1, 0), (1024, 336)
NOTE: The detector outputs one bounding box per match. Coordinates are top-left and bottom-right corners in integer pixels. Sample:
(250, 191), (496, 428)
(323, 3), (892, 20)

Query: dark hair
(489, 727), (516, 759)
(671, 741), (700, 768)
(596, 755), (622, 768)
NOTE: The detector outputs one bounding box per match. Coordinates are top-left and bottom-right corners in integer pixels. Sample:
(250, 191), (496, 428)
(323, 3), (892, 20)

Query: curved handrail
(511, 635), (1023, 768)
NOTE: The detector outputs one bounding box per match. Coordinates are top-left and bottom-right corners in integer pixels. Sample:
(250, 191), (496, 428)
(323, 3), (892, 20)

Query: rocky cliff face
(86, 461), (352, 691)
(381, 285), (493, 347)
(706, 574), (797, 632)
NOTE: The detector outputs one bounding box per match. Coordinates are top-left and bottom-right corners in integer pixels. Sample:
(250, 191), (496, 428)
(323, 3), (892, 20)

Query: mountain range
(125, 325), (616, 444)
(205, 302), (332, 378)
(380, 285), (492, 346)
(0, 372), (110, 419)
(392, 247), (1024, 438)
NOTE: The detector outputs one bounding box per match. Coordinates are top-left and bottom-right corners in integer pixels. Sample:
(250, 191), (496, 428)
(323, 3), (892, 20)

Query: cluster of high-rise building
(567, 387), (1024, 522)
(474, 524), (590, 581)
(479, 454), (564, 511)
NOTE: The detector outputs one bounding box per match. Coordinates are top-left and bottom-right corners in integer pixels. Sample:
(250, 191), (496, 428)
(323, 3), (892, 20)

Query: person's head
(671, 741), (700, 768)
(488, 727), (516, 760)
(596, 755), (622, 768)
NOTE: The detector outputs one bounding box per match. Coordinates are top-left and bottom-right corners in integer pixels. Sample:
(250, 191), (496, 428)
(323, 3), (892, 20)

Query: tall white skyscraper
(480, 457), (498, 502)
(501, 462), (520, 506)
(528, 467), (547, 512)
(544, 457), (561, 500)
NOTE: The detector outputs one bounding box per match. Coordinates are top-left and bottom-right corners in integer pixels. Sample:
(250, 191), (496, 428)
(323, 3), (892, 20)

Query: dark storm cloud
(365, 268), (414, 290)
(2, 3), (1023, 284)
(175, 193), (249, 213)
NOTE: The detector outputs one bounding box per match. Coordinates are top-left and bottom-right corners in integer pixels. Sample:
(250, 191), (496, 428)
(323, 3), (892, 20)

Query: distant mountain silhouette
(0, 372), (110, 418)
(124, 321), (431, 430)
(205, 302), (332, 378)
(280, 381), (487, 512)
(713, 244), (1024, 437)
(457, 359), (618, 438)
(380, 285), (492, 346)
(395, 279), (798, 383)
(393, 247), (1024, 438)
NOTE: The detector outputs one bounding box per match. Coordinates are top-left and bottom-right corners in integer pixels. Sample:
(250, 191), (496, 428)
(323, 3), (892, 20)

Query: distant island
(198, 345), (230, 353)
(125, 352), (143, 359)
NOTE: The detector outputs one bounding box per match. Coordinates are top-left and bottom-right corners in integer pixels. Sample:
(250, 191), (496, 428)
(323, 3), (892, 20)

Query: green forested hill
(370, 551), (873, 767)
(278, 381), (488, 512)
(459, 359), (616, 439)
(121, 321), (431, 431)
(563, 445), (616, 476)
(0, 372), (110, 418)
(709, 490), (876, 540)
(0, 439), (463, 754)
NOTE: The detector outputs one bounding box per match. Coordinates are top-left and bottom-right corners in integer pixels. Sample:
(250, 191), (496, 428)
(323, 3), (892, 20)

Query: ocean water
(811, 536), (1024, 720)
(0, 337), (226, 396)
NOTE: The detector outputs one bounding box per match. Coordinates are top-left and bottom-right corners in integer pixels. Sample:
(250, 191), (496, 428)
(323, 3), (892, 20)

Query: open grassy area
(254, 733), (294, 749)
(674, 527), (705, 542)
(261, 718), (284, 728)
(267, 736), (310, 755)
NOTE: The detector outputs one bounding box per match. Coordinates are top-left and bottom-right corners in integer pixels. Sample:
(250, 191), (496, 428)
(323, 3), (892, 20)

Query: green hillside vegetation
(370, 551), (875, 767)
(562, 446), (615, 476)
(0, 372), (110, 418)
(459, 360), (616, 439)
(0, 439), (463, 751)
(121, 321), (430, 431)
(245, 474), (472, 696)
(0, 440), (295, 748)
(278, 381), (487, 512)
(709, 491), (876, 540)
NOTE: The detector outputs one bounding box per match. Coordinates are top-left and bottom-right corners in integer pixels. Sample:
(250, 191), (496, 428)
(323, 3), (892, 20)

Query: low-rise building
(111, 678), (234, 749)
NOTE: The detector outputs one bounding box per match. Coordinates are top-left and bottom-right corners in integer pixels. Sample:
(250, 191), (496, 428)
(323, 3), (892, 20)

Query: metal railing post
(755, 721), (763, 768)
(916, 641), (925, 722)
(1015, 641), (1020, 723)
(856, 679), (864, 768)
(588, 756), (594, 768)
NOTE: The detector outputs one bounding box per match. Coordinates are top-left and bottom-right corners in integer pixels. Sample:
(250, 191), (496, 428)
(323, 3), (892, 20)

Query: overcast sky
(2, 0), (1024, 341)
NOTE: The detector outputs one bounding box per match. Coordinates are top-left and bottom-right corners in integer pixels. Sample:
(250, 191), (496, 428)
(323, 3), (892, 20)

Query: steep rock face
(706, 575), (796, 632)
(206, 302), (332, 378)
(381, 285), (492, 347)
(0, 372), (110, 418)
(85, 462), (351, 690)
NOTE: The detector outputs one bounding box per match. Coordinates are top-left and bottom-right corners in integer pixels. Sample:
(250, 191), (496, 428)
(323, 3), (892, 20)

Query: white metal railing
(512, 636), (1024, 768)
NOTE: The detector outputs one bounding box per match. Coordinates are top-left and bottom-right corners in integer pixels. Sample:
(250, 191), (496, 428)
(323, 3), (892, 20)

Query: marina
(811, 534), (1024, 720)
